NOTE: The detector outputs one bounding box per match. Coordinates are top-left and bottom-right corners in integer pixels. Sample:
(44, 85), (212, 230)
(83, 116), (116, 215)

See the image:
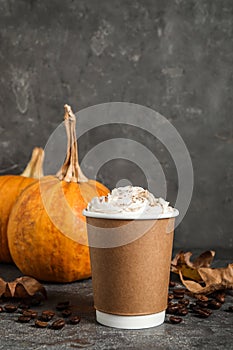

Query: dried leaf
(179, 263), (233, 294)
(0, 276), (47, 299)
(171, 250), (215, 282)
(191, 251), (215, 268)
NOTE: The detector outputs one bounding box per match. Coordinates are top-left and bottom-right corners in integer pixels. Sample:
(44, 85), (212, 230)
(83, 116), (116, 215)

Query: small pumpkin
(0, 147), (44, 263)
(7, 105), (109, 282)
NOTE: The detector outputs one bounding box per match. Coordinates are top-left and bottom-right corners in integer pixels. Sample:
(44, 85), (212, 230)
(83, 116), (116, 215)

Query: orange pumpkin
(0, 147), (44, 263)
(7, 105), (109, 282)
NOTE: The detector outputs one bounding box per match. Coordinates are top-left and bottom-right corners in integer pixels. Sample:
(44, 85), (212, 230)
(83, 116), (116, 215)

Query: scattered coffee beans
(3, 282), (231, 332)
(166, 283), (233, 327)
(50, 319), (65, 330)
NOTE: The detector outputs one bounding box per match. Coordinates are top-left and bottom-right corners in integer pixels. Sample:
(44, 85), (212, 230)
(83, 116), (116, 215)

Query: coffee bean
(30, 310), (38, 319)
(214, 292), (225, 304)
(168, 293), (174, 301)
(189, 303), (197, 311)
(166, 305), (179, 315)
(18, 315), (31, 323)
(0, 306), (3, 313)
(173, 292), (185, 299)
(194, 307), (212, 318)
(167, 302), (176, 308)
(21, 311), (31, 319)
(196, 300), (209, 308)
(208, 300), (222, 310)
(69, 316), (81, 325)
(173, 288), (186, 298)
(176, 308), (189, 316)
(35, 320), (48, 328)
(169, 316), (182, 324)
(56, 301), (70, 311)
(169, 281), (177, 288)
(61, 309), (72, 318)
(174, 288), (186, 295)
(4, 304), (18, 313)
(23, 310), (38, 319)
(50, 319), (65, 330)
(40, 310), (55, 321)
(178, 298), (189, 306)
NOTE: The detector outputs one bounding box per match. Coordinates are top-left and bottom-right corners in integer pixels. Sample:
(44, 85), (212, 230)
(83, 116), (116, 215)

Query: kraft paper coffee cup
(83, 209), (178, 329)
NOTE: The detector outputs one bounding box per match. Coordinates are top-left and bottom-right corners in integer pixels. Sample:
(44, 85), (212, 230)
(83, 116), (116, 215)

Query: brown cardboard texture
(87, 217), (174, 316)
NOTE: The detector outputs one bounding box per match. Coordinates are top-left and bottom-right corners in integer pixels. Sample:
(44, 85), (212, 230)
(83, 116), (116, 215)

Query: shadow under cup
(85, 214), (176, 329)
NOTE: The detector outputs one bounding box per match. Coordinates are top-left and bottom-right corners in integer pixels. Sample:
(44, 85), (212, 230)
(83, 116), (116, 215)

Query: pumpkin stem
(21, 147), (44, 179)
(56, 104), (88, 183)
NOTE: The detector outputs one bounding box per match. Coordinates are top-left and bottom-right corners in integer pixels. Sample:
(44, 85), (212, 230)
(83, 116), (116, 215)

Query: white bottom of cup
(96, 310), (165, 329)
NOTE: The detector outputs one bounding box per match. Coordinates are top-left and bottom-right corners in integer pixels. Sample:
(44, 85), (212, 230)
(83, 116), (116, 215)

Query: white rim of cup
(96, 310), (166, 329)
(82, 208), (179, 220)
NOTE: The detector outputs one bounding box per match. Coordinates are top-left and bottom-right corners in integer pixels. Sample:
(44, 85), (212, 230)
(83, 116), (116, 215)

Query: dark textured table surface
(0, 254), (232, 350)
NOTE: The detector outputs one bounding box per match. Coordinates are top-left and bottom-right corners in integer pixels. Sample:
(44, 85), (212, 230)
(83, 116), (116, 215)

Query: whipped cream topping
(87, 186), (176, 217)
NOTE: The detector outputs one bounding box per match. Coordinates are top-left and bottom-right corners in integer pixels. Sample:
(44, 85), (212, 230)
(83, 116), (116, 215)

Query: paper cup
(83, 210), (178, 329)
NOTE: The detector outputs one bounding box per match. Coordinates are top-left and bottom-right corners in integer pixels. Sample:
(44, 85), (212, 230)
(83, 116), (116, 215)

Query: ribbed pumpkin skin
(7, 176), (109, 282)
(0, 175), (37, 262)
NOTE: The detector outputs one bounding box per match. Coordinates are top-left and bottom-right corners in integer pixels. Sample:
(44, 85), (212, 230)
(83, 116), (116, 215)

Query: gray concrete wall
(0, 0), (232, 251)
